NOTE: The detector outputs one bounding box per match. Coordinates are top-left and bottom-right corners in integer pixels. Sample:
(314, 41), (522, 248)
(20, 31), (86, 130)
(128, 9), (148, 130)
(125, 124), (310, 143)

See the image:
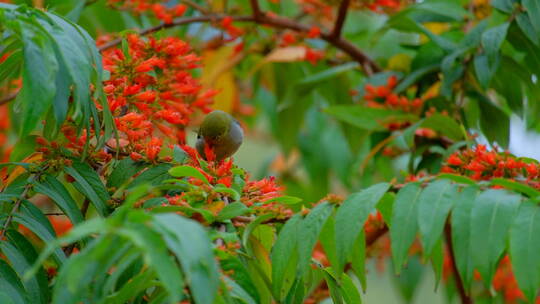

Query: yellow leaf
(387, 54), (411, 72)
(422, 81), (441, 100)
(420, 22), (450, 44)
(201, 46), (240, 113)
(2, 152), (42, 188)
(264, 46), (306, 63)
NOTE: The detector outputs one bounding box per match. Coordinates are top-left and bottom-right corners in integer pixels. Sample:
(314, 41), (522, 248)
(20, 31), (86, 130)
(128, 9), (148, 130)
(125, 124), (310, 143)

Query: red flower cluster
(100, 34), (216, 162)
(107, 0), (187, 24)
(362, 0), (402, 13)
(220, 17), (244, 39)
(296, 0), (334, 22)
(492, 256), (525, 303)
(167, 145), (291, 219)
(442, 145), (540, 184)
(364, 75), (423, 113)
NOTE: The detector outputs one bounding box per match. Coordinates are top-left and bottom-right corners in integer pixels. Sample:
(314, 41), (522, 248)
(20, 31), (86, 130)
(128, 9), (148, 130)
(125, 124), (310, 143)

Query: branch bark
(331, 0), (350, 38)
(249, 0), (263, 21)
(98, 14), (381, 74)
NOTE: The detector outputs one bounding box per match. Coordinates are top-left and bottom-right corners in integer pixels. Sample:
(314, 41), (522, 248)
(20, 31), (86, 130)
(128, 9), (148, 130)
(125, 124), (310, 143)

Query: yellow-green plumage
(196, 110), (243, 161)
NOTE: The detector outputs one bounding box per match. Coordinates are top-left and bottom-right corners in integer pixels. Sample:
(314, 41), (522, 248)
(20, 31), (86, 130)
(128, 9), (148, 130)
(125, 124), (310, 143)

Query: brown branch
(331, 0), (350, 38)
(366, 225), (388, 246)
(80, 198), (90, 218)
(445, 222), (472, 304)
(4, 10), (380, 106)
(0, 91), (18, 106)
(98, 14), (381, 74)
(45, 212), (66, 216)
(249, 0), (263, 21)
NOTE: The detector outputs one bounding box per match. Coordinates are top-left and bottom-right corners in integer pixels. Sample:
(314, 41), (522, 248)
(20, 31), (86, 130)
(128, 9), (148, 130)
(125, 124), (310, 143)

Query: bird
(196, 110), (244, 161)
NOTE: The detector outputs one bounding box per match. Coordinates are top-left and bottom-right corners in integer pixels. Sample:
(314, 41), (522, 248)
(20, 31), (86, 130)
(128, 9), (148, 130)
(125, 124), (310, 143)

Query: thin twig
(331, 0), (350, 38)
(80, 198), (90, 218)
(98, 14), (381, 74)
(359, 134), (397, 174)
(45, 212), (66, 216)
(445, 222), (472, 304)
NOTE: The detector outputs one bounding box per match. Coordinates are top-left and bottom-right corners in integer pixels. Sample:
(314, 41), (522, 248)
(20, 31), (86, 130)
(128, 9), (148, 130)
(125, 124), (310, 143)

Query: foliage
(1, 0), (540, 303)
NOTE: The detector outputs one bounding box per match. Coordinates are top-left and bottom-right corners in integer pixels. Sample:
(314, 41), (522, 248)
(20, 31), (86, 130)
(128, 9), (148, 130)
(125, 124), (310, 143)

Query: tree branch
(98, 14), (381, 74)
(331, 0), (350, 38)
(249, 0), (263, 21)
(445, 222), (472, 304)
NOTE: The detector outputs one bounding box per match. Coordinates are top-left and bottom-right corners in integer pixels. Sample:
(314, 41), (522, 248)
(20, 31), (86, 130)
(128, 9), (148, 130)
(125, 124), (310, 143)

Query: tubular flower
(98, 34), (215, 160)
(168, 145), (292, 220)
(442, 145), (540, 187)
(106, 1), (186, 24)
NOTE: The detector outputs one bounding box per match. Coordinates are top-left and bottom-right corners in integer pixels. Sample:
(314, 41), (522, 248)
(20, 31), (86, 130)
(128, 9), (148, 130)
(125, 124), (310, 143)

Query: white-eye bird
(196, 110), (244, 161)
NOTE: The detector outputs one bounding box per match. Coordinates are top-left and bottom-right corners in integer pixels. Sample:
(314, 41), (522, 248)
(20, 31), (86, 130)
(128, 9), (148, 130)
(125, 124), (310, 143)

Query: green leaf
(322, 269), (343, 304)
(516, 13), (539, 46)
(107, 158), (146, 189)
(376, 192), (395, 227)
(474, 92), (510, 148)
(394, 64), (439, 93)
(213, 186), (241, 201)
(263, 196), (303, 205)
(482, 23), (509, 62)
(325, 105), (416, 131)
(471, 189), (520, 286)
(437, 173), (476, 185)
(298, 62), (358, 87)
(217, 202), (249, 221)
(430, 238), (444, 288)
(417, 180), (457, 256)
(168, 165), (209, 184)
(318, 216), (339, 271)
(223, 276), (258, 304)
(153, 214), (219, 304)
(25, 217), (107, 280)
(17, 26), (58, 137)
(350, 231), (366, 292)
(297, 203), (334, 276)
(1, 230), (49, 304)
(340, 273), (362, 304)
(390, 182), (422, 274)
(450, 186), (478, 289)
(271, 214), (301, 300)
(523, 0), (540, 34)
(492, 0), (513, 13)
(490, 178), (540, 198)
(14, 201), (66, 264)
(33, 175), (84, 224)
(335, 183), (390, 273)
(116, 223), (184, 303)
(241, 213), (274, 255)
(474, 54), (498, 89)
(0, 259), (28, 304)
(421, 113), (463, 141)
(509, 201), (540, 302)
(128, 163), (172, 188)
(106, 269), (156, 304)
(64, 162), (110, 216)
